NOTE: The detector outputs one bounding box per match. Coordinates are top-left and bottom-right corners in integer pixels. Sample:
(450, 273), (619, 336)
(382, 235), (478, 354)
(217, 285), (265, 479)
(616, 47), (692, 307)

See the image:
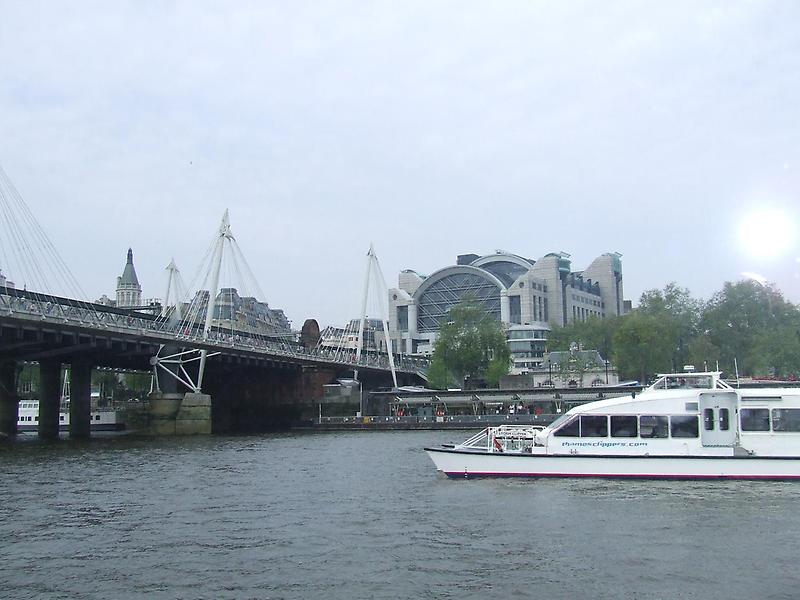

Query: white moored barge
(425, 372), (800, 480)
(17, 400), (124, 432)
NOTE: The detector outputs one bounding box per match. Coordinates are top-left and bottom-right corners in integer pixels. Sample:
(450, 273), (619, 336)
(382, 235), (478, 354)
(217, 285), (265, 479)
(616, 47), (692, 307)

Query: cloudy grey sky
(1, 0), (798, 327)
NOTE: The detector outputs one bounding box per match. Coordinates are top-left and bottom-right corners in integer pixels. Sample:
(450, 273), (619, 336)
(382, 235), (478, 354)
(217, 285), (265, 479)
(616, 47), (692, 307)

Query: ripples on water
(2, 431), (800, 599)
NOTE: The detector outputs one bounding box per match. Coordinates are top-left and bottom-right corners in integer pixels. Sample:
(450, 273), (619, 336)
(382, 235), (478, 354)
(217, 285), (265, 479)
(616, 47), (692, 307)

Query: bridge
(0, 167), (428, 438)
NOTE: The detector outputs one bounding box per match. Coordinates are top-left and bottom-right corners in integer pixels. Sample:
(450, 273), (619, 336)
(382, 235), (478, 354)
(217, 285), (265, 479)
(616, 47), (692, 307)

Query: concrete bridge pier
(0, 360), (19, 437)
(38, 360), (62, 439)
(147, 391), (212, 435)
(176, 392), (212, 434)
(69, 360), (92, 439)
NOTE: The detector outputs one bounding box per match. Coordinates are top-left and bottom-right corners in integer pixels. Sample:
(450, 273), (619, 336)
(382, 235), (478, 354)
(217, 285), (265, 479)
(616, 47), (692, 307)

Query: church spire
(117, 247), (142, 307)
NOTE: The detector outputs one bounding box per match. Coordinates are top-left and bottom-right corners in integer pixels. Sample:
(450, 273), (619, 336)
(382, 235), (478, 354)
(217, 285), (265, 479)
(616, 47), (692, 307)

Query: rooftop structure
(116, 248), (142, 308)
(176, 288), (291, 338)
(0, 268), (14, 290)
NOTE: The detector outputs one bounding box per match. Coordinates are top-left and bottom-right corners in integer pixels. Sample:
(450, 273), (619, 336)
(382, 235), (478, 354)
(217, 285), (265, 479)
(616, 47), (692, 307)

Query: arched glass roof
(415, 268), (502, 333)
(477, 260), (529, 286)
(469, 253), (533, 287)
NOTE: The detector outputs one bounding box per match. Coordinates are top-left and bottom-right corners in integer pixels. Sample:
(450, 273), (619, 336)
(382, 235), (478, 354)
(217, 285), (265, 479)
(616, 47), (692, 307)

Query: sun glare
(738, 208), (796, 259)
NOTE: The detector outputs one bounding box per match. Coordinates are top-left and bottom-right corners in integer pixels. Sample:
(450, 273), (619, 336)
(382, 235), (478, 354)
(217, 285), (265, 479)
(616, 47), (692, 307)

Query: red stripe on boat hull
(444, 472), (800, 480)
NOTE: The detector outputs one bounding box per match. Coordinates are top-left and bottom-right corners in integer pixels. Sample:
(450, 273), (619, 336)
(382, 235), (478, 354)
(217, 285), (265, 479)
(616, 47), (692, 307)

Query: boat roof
(557, 371), (800, 420)
(647, 371), (731, 391)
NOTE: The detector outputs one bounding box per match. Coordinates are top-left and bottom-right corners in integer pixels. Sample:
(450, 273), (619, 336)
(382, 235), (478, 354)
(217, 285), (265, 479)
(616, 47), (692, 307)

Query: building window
(416, 272), (501, 333)
(509, 295), (521, 324)
(397, 306), (408, 332)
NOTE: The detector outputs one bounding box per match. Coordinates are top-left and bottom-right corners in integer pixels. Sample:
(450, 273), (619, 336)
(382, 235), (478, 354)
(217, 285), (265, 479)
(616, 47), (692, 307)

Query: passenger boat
(425, 371), (800, 480)
(17, 400), (125, 432)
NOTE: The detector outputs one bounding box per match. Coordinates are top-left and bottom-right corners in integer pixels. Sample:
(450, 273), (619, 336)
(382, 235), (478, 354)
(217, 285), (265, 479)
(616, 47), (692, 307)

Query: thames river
(1, 430), (799, 599)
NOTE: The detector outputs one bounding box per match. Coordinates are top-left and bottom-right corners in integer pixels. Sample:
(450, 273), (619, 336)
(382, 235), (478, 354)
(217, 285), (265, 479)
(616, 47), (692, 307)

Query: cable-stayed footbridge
(0, 166), (427, 437)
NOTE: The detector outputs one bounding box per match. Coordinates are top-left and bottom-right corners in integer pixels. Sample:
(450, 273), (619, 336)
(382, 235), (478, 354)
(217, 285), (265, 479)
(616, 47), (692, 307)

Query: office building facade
(388, 251), (626, 373)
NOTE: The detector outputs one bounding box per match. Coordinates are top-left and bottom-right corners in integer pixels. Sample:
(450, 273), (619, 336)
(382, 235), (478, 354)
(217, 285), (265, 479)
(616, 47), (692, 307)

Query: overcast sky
(1, 1), (798, 328)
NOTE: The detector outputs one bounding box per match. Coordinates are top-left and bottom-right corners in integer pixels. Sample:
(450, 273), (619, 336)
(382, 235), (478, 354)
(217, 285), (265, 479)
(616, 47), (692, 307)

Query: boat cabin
(534, 372), (800, 457)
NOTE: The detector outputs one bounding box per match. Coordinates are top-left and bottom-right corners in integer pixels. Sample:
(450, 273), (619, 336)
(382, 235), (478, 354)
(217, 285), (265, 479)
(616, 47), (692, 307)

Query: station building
(388, 251), (626, 373)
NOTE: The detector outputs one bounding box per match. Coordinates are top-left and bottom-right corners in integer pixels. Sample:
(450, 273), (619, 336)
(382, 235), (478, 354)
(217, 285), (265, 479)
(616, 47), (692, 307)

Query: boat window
(610, 415), (638, 438)
(771, 409), (800, 432)
(741, 408), (770, 432)
(687, 376), (712, 389)
(670, 415), (699, 438)
(650, 376), (667, 389)
(719, 408), (730, 431)
(703, 409), (715, 431)
(685, 402), (698, 412)
(639, 416), (668, 438)
(549, 412), (576, 431)
(553, 417), (580, 437)
(580, 415), (608, 437)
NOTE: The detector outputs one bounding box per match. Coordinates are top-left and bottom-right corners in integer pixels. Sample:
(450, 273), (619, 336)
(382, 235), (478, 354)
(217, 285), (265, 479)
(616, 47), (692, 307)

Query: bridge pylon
(354, 244), (397, 388)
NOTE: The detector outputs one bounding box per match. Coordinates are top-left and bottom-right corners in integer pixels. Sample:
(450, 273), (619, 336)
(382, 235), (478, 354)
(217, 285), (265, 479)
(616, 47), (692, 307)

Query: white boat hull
(425, 447), (800, 480)
(17, 406), (124, 433)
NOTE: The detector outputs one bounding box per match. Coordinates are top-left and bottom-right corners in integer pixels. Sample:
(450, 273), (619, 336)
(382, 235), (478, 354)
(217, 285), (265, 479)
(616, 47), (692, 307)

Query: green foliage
(638, 282), (703, 371)
(431, 301), (511, 388)
(546, 280), (800, 382)
(547, 315), (619, 359)
(749, 328), (800, 378)
(612, 311), (678, 383)
(486, 356), (511, 387)
(701, 281), (798, 376)
(685, 334), (721, 372)
(426, 355), (452, 390)
(612, 280), (800, 381)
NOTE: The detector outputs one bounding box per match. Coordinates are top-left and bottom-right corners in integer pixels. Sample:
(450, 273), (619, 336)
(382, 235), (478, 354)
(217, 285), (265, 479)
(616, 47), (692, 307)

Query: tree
(749, 328), (800, 378)
(613, 312), (677, 383)
(431, 301), (511, 388)
(485, 356), (510, 388)
(686, 334), (722, 372)
(547, 315), (620, 361)
(701, 281), (799, 375)
(638, 283), (703, 370)
(426, 355), (452, 390)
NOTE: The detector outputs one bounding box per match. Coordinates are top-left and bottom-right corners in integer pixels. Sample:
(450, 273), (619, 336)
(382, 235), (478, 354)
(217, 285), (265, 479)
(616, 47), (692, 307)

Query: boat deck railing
(316, 414), (560, 427)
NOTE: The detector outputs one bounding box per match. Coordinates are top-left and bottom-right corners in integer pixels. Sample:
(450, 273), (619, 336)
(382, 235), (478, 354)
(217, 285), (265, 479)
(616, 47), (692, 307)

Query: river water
(1, 430), (799, 599)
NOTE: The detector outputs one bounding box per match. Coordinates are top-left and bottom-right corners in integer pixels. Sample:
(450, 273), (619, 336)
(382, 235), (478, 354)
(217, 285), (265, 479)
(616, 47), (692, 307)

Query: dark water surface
(2, 430), (799, 599)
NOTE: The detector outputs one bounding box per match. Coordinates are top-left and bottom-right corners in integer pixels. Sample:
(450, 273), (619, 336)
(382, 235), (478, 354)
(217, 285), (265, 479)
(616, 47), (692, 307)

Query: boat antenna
(734, 358), (740, 387)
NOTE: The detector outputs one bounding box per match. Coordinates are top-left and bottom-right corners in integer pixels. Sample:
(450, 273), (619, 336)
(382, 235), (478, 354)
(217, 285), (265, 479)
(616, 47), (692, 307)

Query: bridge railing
(0, 291), (430, 374)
